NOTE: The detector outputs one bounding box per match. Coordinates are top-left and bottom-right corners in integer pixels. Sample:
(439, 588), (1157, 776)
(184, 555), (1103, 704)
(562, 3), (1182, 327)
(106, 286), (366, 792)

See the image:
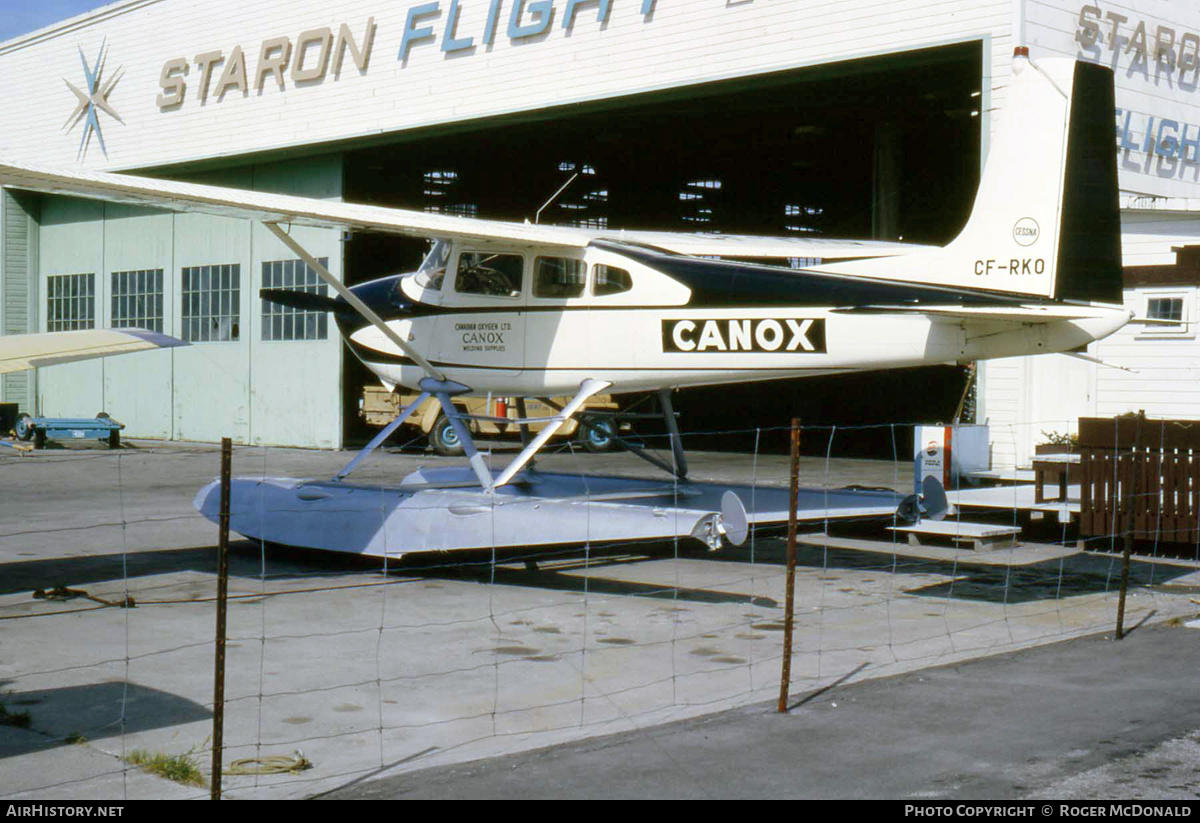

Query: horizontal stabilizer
(1127, 317), (1192, 326)
(1061, 351), (1138, 372)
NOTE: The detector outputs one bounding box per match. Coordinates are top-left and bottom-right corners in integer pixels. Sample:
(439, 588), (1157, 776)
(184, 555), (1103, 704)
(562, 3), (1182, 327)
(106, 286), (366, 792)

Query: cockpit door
(524, 254), (591, 389)
(433, 248), (527, 384)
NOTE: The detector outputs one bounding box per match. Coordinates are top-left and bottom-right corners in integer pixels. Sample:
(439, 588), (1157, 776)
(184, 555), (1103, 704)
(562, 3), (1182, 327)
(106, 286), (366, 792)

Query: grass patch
(124, 748), (205, 788)
(0, 703), (31, 729)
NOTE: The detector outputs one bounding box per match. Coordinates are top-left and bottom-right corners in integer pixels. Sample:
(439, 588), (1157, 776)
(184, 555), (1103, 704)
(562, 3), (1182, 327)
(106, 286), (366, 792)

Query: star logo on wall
(63, 40), (124, 160)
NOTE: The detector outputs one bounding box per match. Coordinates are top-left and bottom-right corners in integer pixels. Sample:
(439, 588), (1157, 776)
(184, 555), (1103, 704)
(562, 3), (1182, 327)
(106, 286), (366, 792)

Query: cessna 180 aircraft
(0, 51), (1130, 556)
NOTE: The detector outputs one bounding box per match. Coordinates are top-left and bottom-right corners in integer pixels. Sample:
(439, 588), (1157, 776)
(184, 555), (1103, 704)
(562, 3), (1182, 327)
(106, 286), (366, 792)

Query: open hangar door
(341, 42), (982, 453)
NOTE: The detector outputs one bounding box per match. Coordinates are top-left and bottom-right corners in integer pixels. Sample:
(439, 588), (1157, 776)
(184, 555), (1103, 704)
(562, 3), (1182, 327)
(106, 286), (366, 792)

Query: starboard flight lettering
(662, 318), (826, 354)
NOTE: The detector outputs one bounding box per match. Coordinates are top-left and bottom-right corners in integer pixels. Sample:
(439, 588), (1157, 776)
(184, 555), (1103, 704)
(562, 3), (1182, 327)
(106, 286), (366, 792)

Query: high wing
(0, 157), (588, 248)
(0, 158), (927, 262)
(0, 57), (1122, 307)
(0, 328), (187, 375)
(583, 232), (933, 260)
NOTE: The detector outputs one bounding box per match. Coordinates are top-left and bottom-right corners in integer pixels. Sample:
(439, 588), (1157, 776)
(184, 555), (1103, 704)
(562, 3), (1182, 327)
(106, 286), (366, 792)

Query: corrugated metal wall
(1, 189), (37, 413)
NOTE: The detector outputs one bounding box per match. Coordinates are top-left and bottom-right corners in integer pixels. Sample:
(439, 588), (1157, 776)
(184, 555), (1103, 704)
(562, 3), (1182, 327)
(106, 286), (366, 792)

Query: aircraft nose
(346, 274), (410, 321)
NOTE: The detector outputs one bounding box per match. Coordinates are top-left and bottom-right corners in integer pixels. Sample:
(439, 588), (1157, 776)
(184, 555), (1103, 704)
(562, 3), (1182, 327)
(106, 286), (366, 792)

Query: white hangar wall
(0, 0), (1015, 172)
(30, 154), (344, 448)
(1026, 0), (1200, 201)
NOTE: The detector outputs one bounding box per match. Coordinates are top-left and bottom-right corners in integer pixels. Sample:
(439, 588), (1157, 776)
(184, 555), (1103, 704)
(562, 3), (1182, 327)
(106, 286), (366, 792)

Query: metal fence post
(779, 418), (800, 713)
(212, 438), (231, 799)
(1116, 411), (1144, 640)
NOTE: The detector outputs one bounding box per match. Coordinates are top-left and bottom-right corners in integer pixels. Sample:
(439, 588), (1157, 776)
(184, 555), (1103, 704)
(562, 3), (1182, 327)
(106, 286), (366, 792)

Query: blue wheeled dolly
(14, 412), (124, 449)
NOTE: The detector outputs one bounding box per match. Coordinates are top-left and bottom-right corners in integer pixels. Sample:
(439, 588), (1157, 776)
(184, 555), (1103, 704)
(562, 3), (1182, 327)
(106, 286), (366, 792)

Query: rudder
(1054, 61), (1122, 304)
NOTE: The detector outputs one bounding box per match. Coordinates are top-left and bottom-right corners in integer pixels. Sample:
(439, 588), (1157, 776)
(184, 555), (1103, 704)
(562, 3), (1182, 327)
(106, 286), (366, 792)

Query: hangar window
(423, 170), (458, 197)
(46, 273), (95, 331)
(182, 264), (240, 342)
(784, 204), (823, 234)
(1147, 297), (1184, 324)
(569, 217), (608, 229)
(261, 258), (329, 341)
(455, 252), (523, 298)
(534, 257), (586, 299)
(1140, 292), (1194, 340)
(111, 269), (164, 333)
(593, 265), (632, 296)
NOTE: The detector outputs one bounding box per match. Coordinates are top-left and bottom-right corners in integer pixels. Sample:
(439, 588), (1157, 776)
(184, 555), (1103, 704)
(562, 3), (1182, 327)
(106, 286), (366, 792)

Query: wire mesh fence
(2, 415), (1199, 799)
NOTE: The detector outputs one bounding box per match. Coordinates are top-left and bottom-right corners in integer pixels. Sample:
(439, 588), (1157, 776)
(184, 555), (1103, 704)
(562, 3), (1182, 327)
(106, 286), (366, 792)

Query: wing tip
(113, 327), (189, 349)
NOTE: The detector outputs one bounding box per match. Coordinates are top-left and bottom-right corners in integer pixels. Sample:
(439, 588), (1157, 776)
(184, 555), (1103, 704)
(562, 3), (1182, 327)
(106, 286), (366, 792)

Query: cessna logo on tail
(1012, 217), (1040, 247)
(662, 318), (826, 353)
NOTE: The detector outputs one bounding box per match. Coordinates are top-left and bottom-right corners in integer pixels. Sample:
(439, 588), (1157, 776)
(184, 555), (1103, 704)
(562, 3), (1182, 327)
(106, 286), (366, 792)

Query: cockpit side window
(415, 239), (451, 291)
(593, 264), (633, 296)
(534, 257), (586, 299)
(455, 252), (524, 298)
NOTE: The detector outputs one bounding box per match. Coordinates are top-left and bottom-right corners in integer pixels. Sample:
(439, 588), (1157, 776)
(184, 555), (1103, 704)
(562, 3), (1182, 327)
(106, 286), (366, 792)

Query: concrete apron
(2, 443), (1199, 799)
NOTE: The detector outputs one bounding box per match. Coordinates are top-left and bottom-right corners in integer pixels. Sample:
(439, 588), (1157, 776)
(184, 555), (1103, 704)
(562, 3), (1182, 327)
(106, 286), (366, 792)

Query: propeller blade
(259, 288), (349, 314)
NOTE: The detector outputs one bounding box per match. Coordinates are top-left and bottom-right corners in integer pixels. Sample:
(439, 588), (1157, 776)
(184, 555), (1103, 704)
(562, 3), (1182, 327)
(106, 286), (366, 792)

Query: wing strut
(658, 388), (688, 479)
(424, 377), (498, 490)
(491, 378), (612, 489)
(538, 388), (689, 480)
(336, 390), (431, 480)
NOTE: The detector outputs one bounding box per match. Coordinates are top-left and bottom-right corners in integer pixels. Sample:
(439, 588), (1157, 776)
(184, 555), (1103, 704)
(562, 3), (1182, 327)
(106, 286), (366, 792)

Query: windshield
(414, 239), (451, 290)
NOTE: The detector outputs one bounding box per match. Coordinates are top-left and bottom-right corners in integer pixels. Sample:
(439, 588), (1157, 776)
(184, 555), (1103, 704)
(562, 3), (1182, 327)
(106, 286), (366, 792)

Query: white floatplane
(0, 51), (1129, 557)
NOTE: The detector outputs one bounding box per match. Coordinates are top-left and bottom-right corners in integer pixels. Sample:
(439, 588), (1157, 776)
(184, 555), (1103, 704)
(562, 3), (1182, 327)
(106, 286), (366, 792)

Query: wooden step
(888, 521), (1021, 552)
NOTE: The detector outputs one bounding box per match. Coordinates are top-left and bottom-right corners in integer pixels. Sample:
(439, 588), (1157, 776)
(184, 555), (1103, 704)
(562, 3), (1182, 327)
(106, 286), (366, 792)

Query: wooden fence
(1079, 414), (1200, 543)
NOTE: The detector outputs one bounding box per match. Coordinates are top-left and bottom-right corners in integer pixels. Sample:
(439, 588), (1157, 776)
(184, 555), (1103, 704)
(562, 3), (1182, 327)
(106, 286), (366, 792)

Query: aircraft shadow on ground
(714, 537), (1200, 604)
(4, 535), (1193, 609)
(0, 540), (381, 598)
(0, 680), (210, 760)
(413, 558), (779, 608)
(0, 540), (776, 608)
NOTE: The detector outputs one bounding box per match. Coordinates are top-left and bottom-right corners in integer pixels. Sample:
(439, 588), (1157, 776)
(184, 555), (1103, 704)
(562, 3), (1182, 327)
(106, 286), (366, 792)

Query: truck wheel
(583, 419), (617, 453)
(430, 414), (465, 457)
(15, 413), (34, 441)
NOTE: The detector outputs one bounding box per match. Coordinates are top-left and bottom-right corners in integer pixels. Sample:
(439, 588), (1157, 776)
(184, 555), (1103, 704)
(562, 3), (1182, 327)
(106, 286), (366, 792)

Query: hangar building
(0, 0), (1197, 451)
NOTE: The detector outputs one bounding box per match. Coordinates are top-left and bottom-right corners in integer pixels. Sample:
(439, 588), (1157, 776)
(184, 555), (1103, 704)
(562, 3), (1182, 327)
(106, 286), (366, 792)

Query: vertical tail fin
(821, 51), (1121, 304)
